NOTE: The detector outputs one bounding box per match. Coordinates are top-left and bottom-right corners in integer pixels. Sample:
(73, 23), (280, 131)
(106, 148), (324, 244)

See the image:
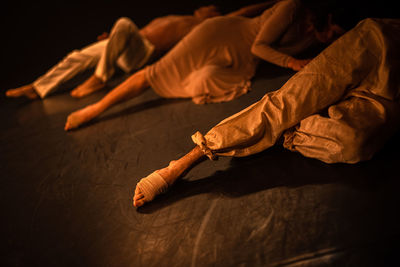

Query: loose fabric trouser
(34, 17), (154, 98)
(192, 18), (400, 164)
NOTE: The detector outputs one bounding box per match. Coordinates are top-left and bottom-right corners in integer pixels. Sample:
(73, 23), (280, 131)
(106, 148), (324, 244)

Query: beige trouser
(34, 17), (154, 98)
(192, 18), (400, 164)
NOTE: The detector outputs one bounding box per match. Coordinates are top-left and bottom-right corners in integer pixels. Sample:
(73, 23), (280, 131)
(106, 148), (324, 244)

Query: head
(310, 13), (346, 43)
(194, 5), (221, 19)
(302, 0), (352, 44)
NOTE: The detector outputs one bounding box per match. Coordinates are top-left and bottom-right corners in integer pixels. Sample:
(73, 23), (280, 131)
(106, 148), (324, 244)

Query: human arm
(226, 0), (280, 17)
(287, 58), (312, 71)
(251, 0), (311, 71)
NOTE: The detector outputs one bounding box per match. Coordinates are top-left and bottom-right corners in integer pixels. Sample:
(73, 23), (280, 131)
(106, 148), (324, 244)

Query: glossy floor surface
(2, 1), (399, 266)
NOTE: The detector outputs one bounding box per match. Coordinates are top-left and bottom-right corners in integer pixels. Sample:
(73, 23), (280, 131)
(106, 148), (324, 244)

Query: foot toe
(5, 85), (38, 99)
(64, 116), (76, 131)
(135, 192), (144, 200)
(6, 89), (21, 97)
(134, 198), (145, 208)
(133, 186), (146, 207)
(133, 193), (144, 203)
(133, 191), (146, 206)
(70, 89), (77, 97)
(70, 88), (83, 98)
(5, 90), (14, 97)
(133, 172), (169, 208)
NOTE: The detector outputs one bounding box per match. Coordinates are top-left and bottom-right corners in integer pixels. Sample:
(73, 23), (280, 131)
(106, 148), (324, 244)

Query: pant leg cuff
(191, 131), (217, 160)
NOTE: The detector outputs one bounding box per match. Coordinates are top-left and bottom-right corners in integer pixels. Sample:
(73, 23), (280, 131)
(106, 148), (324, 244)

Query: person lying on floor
(5, 2), (275, 100)
(63, 0), (345, 131)
(132, 18), (400, 207)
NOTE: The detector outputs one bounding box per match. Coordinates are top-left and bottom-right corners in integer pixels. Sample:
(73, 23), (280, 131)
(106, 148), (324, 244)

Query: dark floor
(2, 1), (400, 267)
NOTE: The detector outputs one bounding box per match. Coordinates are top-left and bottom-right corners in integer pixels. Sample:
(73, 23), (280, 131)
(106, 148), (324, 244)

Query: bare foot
(6, 84), (39, 99)
(70, 75), (105, 98)
(64, 104), (101, 131)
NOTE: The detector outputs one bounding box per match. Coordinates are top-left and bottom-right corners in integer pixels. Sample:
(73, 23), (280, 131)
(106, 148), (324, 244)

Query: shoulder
(276, 0), (299, 10)
(353, 18), (400, 37)
(257, 0), (300, 23)
(265, 0), (299, 19)
(269, 0), (300, 17)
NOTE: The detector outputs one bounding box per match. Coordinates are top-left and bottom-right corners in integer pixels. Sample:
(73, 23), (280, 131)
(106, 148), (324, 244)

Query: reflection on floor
(1, 62), (399, 266)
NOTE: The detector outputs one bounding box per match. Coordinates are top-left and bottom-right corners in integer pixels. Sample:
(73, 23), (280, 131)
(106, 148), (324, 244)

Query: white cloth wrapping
(137, 172), (169, 202)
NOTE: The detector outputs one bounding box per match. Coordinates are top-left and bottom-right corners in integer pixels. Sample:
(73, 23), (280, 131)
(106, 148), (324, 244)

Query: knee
(64, 50), (82, 61)
(337, 128), (370, 164)
(113, 17), (137, 32)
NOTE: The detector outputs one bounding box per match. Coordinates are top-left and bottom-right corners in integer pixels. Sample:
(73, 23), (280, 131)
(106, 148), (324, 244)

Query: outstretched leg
(133, 146), (205, 207)
(65, 69), (149, 130)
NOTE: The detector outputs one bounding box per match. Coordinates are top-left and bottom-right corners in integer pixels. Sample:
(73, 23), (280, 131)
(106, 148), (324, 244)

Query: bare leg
(70, 75), (106, 98)
(5, 84), (39, 99)
(133, 146), (206, 207)
(64, 69), (149, 131)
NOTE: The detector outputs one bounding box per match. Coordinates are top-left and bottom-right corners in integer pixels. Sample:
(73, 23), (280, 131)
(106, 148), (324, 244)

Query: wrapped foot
(133, 172), (168, 207)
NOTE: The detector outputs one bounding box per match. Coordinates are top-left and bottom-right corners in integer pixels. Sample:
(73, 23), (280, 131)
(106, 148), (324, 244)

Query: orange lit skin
(64, 3), (348, 130)
(287, 58), (312, 71)
(5, 84), (38, 99)
(133, 146), (205, 207)
(5, 2), (272, 100)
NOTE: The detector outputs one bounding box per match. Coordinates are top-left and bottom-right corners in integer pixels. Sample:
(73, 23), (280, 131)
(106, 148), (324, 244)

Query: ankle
(90, 101), (106, 114)
(157, 163), (181, 186)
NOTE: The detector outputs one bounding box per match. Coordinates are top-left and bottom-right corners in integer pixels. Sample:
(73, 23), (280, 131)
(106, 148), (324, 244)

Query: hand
(97, 32), (109, 41)
(287, 58), (312, 71)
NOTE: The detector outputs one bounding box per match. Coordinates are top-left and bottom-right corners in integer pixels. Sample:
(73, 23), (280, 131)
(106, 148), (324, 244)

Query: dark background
(1, 1), (399, 267)
(2, 0), (397, 92)
(2, 0), (265, 91)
